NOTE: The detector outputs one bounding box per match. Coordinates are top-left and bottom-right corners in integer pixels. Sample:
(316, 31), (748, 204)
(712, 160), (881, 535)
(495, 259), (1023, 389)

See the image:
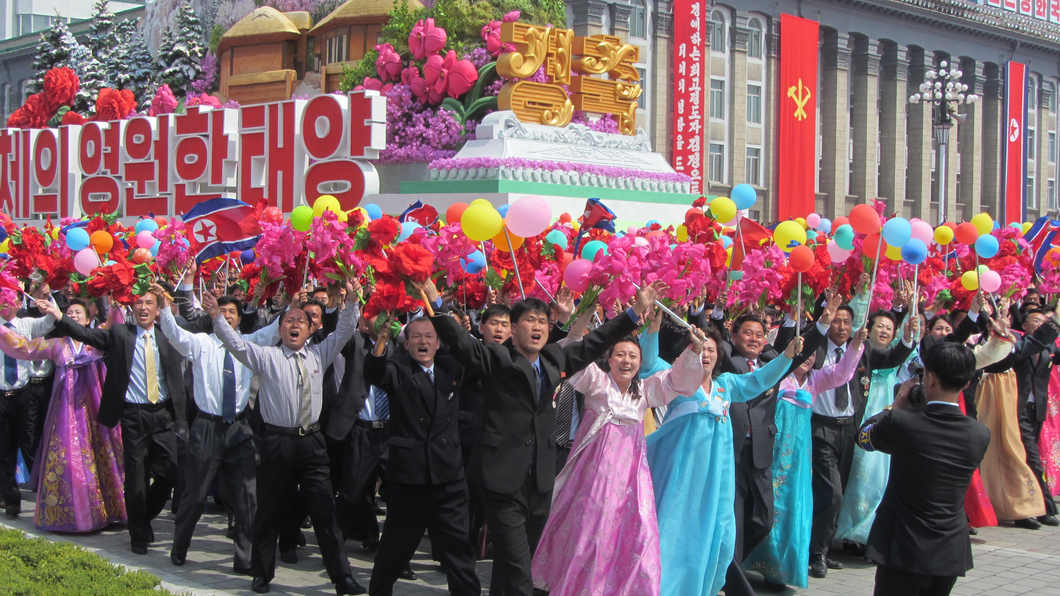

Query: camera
(907, 360), (924, 378)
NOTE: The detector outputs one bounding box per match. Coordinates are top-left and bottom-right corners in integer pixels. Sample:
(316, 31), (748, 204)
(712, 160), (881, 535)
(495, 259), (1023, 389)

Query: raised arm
(560, 282), (658, 376)
(159, 306), (203, 360)
(50, 298), (114, 352)
(638, 330), (668, 378)
(0, 323), (60, 362)
(725, 337), (801, 403)
(814, 328), (867, 392)
(431, 313), (493, 378)
(641, 338), (707, 407)
(243, 315), (281, 346)
(205, 291), (267, 373)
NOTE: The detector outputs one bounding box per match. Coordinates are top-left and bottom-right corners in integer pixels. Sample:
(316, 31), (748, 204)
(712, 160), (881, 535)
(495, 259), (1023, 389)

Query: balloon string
(796, 271), (802, 339)
(505, 230), (526, 301)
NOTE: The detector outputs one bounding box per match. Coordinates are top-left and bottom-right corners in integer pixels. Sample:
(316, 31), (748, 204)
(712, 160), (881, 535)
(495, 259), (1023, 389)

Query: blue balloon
(818, 218), (832, 234)
(135, 218), (159, 234)
(669, 244), (677, 250)
(0, 227), (8, 244)
(397, 221), (421, 242)
(728, 270), (744, 281)
(901, 239), (928, 265)
(363, 203), (383, 221)
(732, 183), (757, 210)
(497, 204), (510, 217)
(105, 260), (116, 266)
(721, 235), (733, 248)
(646, 220), (660, 228)
(807, 230), (819, 243)
(461, 250), (486, 274)
(882, 217), (912, 247)
(993, 221), (1001, 229)
(834, 224), (855, 250)
(240, 249), (256, 265)
(975, 234), (999, 259)
(1009, 222), (1023, 230)
(66, 227), (90, 251)
(150, 243), (159, 257)
(545, 230), (568, 251)
(582, 240), (608, 261)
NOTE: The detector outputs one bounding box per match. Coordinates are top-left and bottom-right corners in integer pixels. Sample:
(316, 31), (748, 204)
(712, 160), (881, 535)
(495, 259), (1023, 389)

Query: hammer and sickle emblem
(787, 78), (811, 121)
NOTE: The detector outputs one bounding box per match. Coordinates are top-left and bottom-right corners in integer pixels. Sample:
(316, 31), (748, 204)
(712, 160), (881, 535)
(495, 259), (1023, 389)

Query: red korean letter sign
(778, 14), (819, 221)
(671, 0), (706, 194)
(1004, 61), (1027, 225)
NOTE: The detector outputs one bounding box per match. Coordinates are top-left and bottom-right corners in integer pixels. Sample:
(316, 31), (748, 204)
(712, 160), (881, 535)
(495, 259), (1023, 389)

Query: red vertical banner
(671, 0), (706, 194)
(778, 14), (819, 221)
(1004, 61), (1027, 225)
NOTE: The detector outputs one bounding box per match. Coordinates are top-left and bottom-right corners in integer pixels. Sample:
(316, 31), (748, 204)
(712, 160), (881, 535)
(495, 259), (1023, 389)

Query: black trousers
(810, 416), (858, 556)
(1019, 402), (1059, 516)
(0, 387), (32, 506)
(369, 480), (480, 596)
(253, 429), (351, 583)
(873, 565), (957, 596)
(21, 377), (52, 475)
(482, 470), (551, 596)
(335, 423), (389, 541)
(121, 402), (178, 548)
(172, 416), (257, 568)
(724, 439), (773, 596)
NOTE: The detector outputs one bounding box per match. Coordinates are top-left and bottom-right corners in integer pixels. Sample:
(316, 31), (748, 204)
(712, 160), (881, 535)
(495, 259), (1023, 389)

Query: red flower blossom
(8, 94), (52, 128)
(368, 215), (400, 245)
(391, 242), (435, 282)
(95, 88), (136, 121)
(61, 111), (85, 125)
(42, 67), (79, 112)
(364, 275), (415, 319)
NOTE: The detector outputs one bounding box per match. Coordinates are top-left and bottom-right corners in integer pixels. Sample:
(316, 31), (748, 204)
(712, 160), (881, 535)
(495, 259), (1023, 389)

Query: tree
(155, 2), (206, 97)
(74, 57), (108, 114)
(29, 16), (84, 92)
(125, 31), (158, 108)
(87, 0), (118, 64)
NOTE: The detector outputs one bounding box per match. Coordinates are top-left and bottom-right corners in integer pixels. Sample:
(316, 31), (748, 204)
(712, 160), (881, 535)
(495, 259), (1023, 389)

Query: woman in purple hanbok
(0, 298), (125, 532)
(531, 315), (705, 596)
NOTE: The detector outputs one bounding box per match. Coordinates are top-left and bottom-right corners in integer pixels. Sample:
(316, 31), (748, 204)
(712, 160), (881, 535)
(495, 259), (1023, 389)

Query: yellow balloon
(709, 197), (737, 223)
(1023, 222), (1033, 234)
(676, 224), (689, 242)
(50, 227), (60, 240)
(572, 222), (580, 232)
(970, 213), (993, 236)
(933, 226), (954, 245)
(961, 270), (979, 291)
(886, 244), (903, 261)
(470, 198), (492, 208)
(795, 217), (808, 229)
(725, 246), (733, 267)
(0, 239), (9, 253)
(461, 203), (504, 241)
(312, 195), (342, 218)
(773, 220), (807, 252)
(492, 224), (524, 252)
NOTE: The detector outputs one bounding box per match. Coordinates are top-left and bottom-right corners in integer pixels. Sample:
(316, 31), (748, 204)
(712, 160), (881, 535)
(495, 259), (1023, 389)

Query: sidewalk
(3, 491), (1060, 595)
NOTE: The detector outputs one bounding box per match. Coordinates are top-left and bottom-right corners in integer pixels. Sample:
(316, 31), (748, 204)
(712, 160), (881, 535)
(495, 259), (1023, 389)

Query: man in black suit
(42, 289), (187, 554)
(365, 316), (480, 596)
(857, 342), (990, 596)
(429, 283), (658, 596)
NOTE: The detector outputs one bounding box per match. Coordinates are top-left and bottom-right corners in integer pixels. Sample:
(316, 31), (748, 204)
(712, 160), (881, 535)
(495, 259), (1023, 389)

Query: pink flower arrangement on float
(481, 11), (521, 57)
(421, 222), (477, 285)
(410, 18), (447, 60)
(429, 157), (694, 184)
(150, 84), (178, 117)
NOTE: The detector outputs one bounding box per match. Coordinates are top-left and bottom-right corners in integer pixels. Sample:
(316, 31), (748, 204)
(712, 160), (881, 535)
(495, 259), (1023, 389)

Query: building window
(1029, 77), (1038, 112)
(709, 143), (725, 183)
(746, 147), (761, 186)
(710, 12), (726, 54)
(747, 84), (761, 124)
(631, 0), (647, 38)
(710, 79), (725, 119)
(1050, 180), (1057, 210)
(1029, 128), (1036, 160)
(326, 35), (348, 64)
(1028, 176), (1038, 209)
(747, 19), (763, 59)
(1051, 132), (1057, 163)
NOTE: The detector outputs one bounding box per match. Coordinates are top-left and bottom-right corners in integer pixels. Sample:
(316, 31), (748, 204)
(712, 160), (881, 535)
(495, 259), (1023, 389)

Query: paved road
(3, 492), (1060, 595)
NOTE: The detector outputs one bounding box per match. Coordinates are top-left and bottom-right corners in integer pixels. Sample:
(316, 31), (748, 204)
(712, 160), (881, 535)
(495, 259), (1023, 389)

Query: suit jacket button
(442, 438), (446, 444)
(525, 439), (532, 445)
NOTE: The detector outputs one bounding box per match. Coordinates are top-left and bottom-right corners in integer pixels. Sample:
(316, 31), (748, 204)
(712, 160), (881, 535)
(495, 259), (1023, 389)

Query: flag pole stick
(505, 230), (527, 301)
(796, 272), (803, 339)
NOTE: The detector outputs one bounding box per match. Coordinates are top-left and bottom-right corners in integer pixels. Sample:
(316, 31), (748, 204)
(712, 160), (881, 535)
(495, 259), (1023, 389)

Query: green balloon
(728, 270), (744, 281)
(290, 205), (314, 232)
(834, 224), (855, 250)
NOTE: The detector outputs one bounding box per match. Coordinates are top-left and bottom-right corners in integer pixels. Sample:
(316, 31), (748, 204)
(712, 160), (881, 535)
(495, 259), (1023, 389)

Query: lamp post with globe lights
(909, 59), (979, 225)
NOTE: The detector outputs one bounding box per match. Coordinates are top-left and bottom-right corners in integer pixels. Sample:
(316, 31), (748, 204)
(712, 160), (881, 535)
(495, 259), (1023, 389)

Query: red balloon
(132, 248), (153, 263)
(862, 232), (889, 259)
(954, 222), (979, 245)
(832, 216), (849, 229)
(559, 212), (572, 224)
(153, 216), (168, 227)
(559, 251), (574, 271)
(685, 208), (704, 221)
(446, 202), (468, 225)
(789, 245), (815, 273)
(849, 204), (881, 235)
(942, 221), (957, 231)
(262, 206), (283, 225)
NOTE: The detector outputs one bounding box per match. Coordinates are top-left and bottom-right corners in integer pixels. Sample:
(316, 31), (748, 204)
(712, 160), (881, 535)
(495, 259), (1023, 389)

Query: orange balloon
(493, 225), (524, 252)
(560, 251), (574, 271)
(862, 232), (889, 259)
(789, 245), (815, 273)
(132, 248), (153, 263)
(90, 230), (114, 254)
(446, 203), (468, 227)
(954, 222), (979, 245)
(943, 221), (957, 231)
(849, 204), (881, 235)
(833, 216), (849, 229)
(559, 212), (572, 224)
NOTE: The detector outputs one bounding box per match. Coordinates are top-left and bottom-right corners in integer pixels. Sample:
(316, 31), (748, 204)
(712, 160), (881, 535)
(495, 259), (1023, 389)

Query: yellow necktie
(145, 332), (160, 404)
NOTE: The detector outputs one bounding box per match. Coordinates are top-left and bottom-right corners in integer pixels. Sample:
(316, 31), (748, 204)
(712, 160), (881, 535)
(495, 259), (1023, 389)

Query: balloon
(732, 183), (757, 210)
(795, 217), (807, 229)
(545, 230), (568, 250)
(789, 245), (815, 272)
(74, 248), (99, 276)
(153, 216), (168, 227)
(563, 258), (594, 292)
(461, 250), (486, 274)
(497, 204), (510, 217)
(863, 232), (889, 259)
(90, 230), (114, 254)
(336, 210), (349, 223)
(807, 230), (818, 243)
(818, 218), (832, 234)
(721, 235), (733, 249)
(728, 270), (744, 281)
(993, 221), (1001, 229)
(240, 249), (256, 265)
(849, 204), (882, 234)
(885, 244), (903, 261)
(363, 203), (383, 221)
(262, 206), (283, 225)
(977, 264), (989, 276)
(581, 240), (608, 261)
(1023, 222), (1034, 234)
(151, 243), (160, 256)
(507, 196), (553, 238)
(134, 218), (159, 234)
(136, 230), (156, 249)
(934, 225), (954, 245)
(834, 224), (855, 250)
(0, 239), (8, 253)
(954, 222), (979, 245)
(676, 225), (689, 242)
(910, 220), (933, 244)
(709, 197), (737, 223)
(833, 216), (849, 229)
(970, 213), (993, 236)
(66, 227), (90, 251)
(901, 239), (928, 265)
(1009, 222), (1023, 230)
(50, 227), (60, 240)
(132, 248), (153, 263)
(827, 241), (852, 262)
(398, 221), (421, 242)
(571, 222), (580, 232)
(974, 234), (999, 259)
(881, 217), (912, 247)
(806, 213), (822, 228)
(960, 270), (979, 291)
(773, 220), (806, 251)
(290, 206), (314, 231)
(980, 270), (1002, 293)
(312, 195), (342, 218)
(493, 227), (524, 252)
(559, 212), (572, 224)
(634, 237), (650, 247)
(461, 203), (503, 241)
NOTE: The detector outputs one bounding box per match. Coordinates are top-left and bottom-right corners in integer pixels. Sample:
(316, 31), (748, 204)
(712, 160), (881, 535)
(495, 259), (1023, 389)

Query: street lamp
(909, 60), (979, 225)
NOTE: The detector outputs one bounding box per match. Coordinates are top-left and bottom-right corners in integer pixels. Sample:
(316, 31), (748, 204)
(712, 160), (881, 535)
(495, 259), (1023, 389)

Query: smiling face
(280, 308), (311, 351)
(607, 341), (642, 387)
(132, 292), (160, 330)
(404, 318), (440, 366)
(732, 320), (766, 360)
(512, 309), (550, 356)
(869, 315), (895, 348)
(219, 302), (242, 330)
(479, 314), (512, 345)
(795, 350), (817, 377)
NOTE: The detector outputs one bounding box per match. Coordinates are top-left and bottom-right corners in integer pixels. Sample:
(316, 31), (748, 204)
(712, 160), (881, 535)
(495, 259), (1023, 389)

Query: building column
(905, 49), (933, 221)
(764, 17), (780, 221)
(1036, 85), (1050, 218)
(729, 15), (751, 186)
(1044, 86), (1057, 217)
(958, 59), (984, 220)
(570, 0), (607, 37)
(611, 3), (632, 42)
(981, 65), (1003, 221)
(819, 31), (851, 218)
(851, 37), (881, 206)
(879, 44), (908, 216)
(651, 1), (674, 161)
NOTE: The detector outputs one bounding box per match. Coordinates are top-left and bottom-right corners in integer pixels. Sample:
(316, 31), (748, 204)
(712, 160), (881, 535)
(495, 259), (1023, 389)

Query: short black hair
(867, 310), (897, 330)
(509, 298), (550, 325)
(922, 342), (976, 392)
(404, 316), (435, 339)
(927, 314), (952, 332)
(312, 286), (328, 296)
(302, 299), (325, 314)
(1026, 288), (1041, 297)
(65, 298), (88, 314)
(481, 304), (511, 323)
(1023, 307), (1047, 318)
(733, 314), (766, 336)
(835, 305), (855, 320)
(216, 296), (244, 320)
(226, 284), (244, 294)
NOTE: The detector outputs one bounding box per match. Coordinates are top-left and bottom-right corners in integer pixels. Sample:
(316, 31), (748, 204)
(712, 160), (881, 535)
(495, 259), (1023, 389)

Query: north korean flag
(183, 198), (264, 264)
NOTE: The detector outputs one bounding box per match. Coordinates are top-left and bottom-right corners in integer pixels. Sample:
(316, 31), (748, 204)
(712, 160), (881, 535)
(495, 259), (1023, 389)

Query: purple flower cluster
(462, 46), (493, 70)
(571, 112), (620, 134)
(378, 85), (466, 163)
(191, 52), (219, 94)
(222, 99), (241, 109)
(428, 157), (693, 184)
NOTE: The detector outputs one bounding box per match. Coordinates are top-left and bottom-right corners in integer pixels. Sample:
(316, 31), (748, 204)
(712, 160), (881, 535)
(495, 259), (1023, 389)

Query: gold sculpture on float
(496, 22), (642, 135)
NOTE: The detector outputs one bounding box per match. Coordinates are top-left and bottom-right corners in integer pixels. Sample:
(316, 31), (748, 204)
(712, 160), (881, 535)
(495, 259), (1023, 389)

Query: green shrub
(0, 528), (178, 596)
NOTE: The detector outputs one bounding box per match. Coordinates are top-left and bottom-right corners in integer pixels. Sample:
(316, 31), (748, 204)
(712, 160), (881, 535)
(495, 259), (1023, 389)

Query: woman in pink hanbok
(1039, 337), (1060, 496)
(531, 318), (705, 596)
(0, 298), (125, 532)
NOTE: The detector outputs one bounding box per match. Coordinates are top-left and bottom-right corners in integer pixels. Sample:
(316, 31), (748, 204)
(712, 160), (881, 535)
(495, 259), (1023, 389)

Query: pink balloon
(506, 196), (553, 238)
(634, 237), (649, 247)
(910, 220), (933, 245)
(979, 270), (1002, 293)
(136, 230), (156, 249)
(74, 248), (99, 276)
(806, 213), (822, 228)
(826, 240), (852, 263)
(563, 258), (594, 292)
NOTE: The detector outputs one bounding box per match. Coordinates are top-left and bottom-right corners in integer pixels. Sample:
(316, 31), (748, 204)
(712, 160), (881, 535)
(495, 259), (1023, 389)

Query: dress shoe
(826, 558), (844, 570)
(809, 555), (827, 578)
(842, 541), (866, 556)
(969, 527), (979, 535)
(399, 565), (418, 581)
(279, 549), (298, 564)
(762, 578), (787, 592)
(297, 531), (307, 547)
(146, 527), (155, 543)
(1039, 514), (1060, 527)
(233, 565), (254, 576)
(361, 536), (379, 551)
(335, 576), (366, 595)
(300, 516), (312, 529)
(1015, 517), (1043, 530)
(5, 503), (19, 517)
(131, 543), (148, 555)
(251, 577), (270, 593)
(170, 551), (186, 566)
